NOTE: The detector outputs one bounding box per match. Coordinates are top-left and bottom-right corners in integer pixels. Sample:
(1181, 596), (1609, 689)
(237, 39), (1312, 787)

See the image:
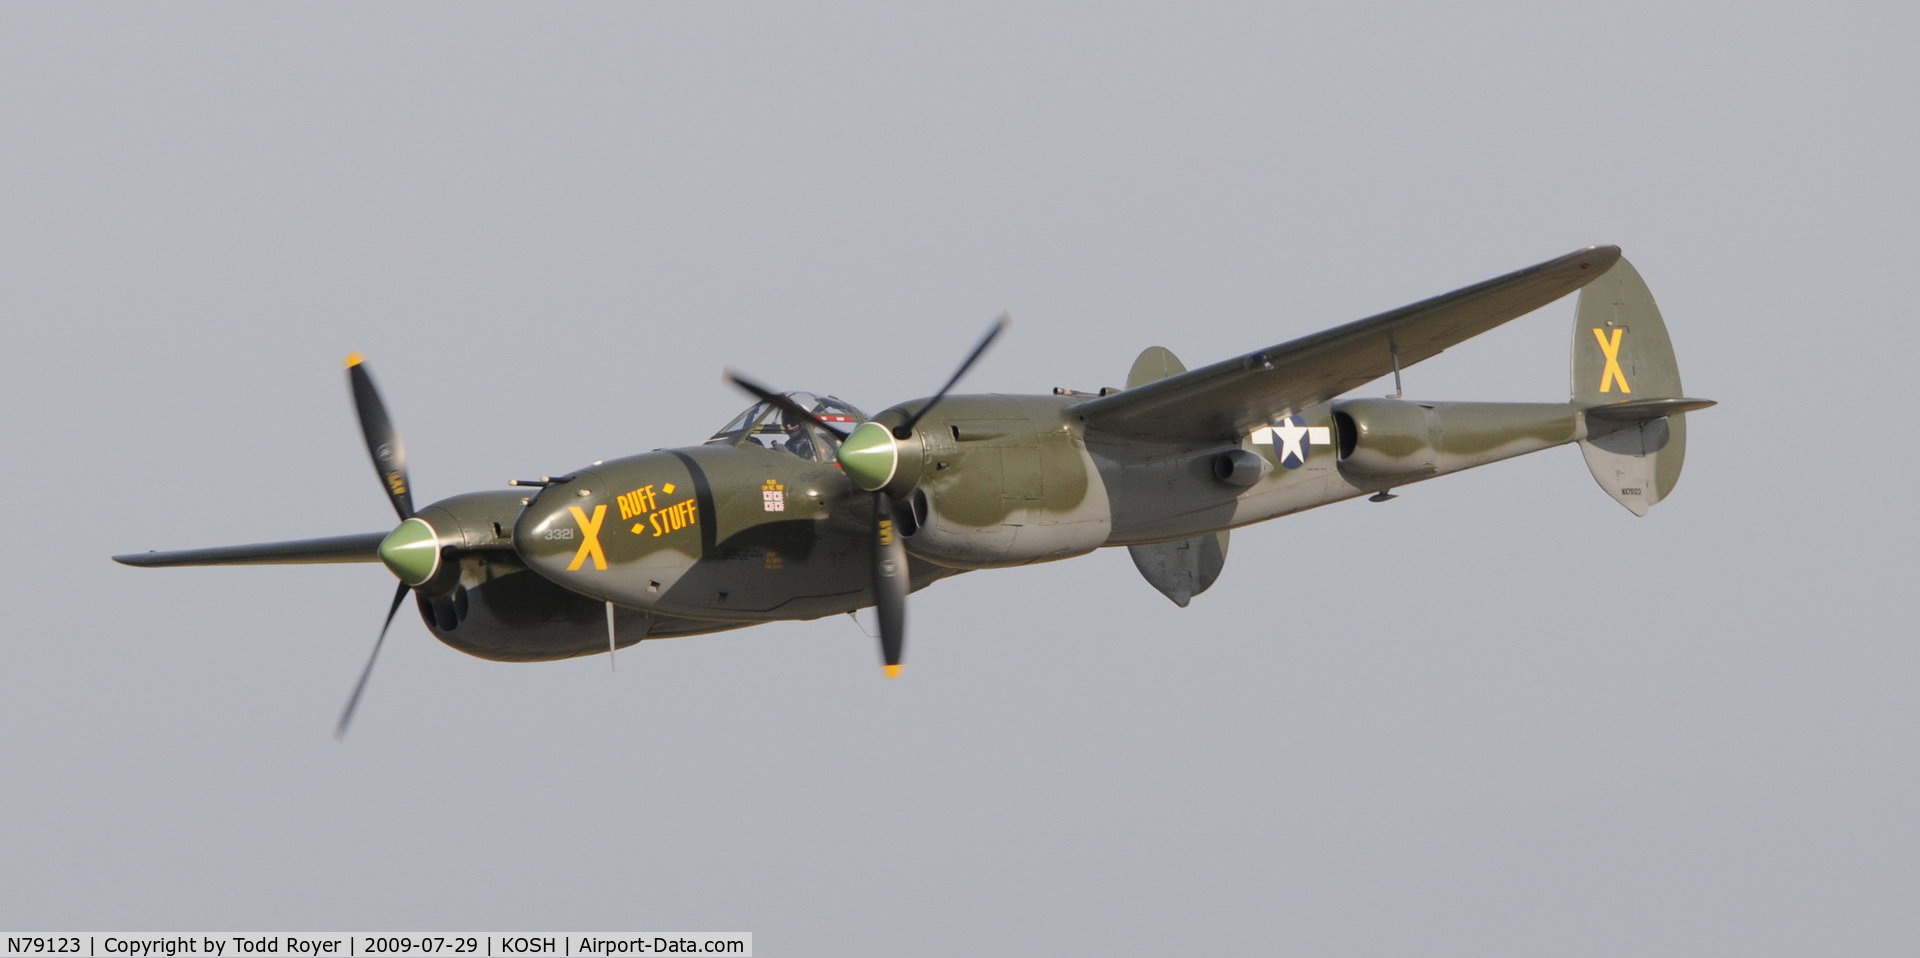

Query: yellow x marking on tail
(567, 504), (608, 571)
(1592, 327), (1631, 393)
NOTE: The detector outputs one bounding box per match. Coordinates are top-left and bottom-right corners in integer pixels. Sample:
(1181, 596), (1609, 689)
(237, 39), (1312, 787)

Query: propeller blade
(872, 491), (908, 678)
(346, 354), (415, 520)
(722, 371), (852, 441)
(335, 581), (411, 740)
(893, 313), (1009, 439)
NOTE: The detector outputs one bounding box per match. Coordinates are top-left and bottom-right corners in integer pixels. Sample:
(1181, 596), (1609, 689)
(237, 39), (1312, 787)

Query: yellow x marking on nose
(1592, 327), (1631, 393)
(567, 504), (607, 571)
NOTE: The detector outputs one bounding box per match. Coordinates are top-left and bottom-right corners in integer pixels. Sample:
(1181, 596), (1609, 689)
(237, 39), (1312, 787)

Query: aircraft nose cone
(378, 516), (440, 585)
(512, 475), (611, 578)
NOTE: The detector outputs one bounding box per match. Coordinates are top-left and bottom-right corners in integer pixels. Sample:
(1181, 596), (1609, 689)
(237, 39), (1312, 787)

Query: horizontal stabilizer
(113, 532), (390, 567)
(1585, 397), (1717, 423)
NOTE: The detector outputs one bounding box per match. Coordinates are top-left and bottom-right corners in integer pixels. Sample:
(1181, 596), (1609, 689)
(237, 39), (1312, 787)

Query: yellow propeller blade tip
(344, 352), (365, 368)
(884, 664), (901, 679)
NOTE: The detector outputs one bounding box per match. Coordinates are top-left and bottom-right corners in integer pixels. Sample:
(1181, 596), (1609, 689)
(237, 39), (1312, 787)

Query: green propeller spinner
(721, 314), (1007, 679)
(377, 517), (441, 586)
(836, 421), (901, 491)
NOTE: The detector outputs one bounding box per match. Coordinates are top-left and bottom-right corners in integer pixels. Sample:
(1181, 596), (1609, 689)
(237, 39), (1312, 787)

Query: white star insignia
(1272, 419), (1309, 466)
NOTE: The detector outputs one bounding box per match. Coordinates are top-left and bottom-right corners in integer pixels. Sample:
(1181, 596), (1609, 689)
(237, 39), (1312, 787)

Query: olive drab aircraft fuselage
(116, 246), (1713, 735)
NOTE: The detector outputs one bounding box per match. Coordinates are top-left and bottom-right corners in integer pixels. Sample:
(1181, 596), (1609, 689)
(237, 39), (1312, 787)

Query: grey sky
(3, 4), (1915, 954)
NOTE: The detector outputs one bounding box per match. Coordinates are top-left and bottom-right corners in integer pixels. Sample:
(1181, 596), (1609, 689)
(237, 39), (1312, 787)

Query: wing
(1077, 246), (1622, 441)
(113, 532), (390, 567)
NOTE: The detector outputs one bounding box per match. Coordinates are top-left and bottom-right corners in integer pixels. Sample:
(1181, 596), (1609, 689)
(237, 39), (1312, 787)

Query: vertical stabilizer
(1126, 345), (1187, 389)
(1572, 257), (1707, 516)
(1129, 531), (1229, 607)
(1122, 346), (1232, 605)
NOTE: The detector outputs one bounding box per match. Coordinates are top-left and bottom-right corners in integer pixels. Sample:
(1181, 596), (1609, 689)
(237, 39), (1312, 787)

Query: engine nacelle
(396, 489), (613, 661)
(417, 557), (622, 661)
(876, 396), (1112, 569)
(1331, 398), (1438, 483)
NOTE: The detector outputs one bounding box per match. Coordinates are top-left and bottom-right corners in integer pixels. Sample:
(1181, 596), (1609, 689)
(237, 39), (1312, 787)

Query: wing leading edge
(1077, 245), (1622, 441)
(113, 532), (390, 567)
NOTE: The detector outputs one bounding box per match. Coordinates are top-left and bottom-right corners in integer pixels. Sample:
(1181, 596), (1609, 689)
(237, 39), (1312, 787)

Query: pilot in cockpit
(706, 392), (866, 462)
(781, 418), (815, 460)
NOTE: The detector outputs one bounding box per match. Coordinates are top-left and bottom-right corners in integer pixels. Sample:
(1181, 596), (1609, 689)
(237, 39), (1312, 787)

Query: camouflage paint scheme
(118, 246), (1712, 666)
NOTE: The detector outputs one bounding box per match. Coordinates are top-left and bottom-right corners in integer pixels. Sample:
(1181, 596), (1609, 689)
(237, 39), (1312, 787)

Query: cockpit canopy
(706, 392), (867, 463)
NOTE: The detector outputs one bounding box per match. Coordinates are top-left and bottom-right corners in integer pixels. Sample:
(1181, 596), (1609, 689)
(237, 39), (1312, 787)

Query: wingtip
(1575, 246), (1624, 273)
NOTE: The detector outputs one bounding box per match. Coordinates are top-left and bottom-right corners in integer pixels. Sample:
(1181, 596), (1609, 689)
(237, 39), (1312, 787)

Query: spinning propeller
(726, 315), (1007, 678)
(336, 354), (434, 739)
